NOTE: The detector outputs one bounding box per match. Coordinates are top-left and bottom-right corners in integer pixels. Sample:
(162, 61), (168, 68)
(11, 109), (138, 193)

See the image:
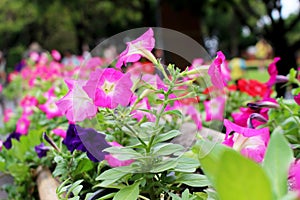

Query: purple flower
(63, 124), (111, 162)
(35, 143), (50, 158)
(3, 131), (22, 149)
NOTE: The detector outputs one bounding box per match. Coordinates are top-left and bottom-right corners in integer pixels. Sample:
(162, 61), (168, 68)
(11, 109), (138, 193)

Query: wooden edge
(36, 167), (59, 200)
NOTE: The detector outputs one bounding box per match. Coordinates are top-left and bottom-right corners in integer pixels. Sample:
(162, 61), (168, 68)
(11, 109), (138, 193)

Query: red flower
(237, 79), (268, 98)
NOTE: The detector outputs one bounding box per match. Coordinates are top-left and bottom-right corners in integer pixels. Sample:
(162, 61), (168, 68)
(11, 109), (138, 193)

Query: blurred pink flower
(39, 88), (62, 119)
(29, 52), (39, 62)
(104, 141), (134, 167)
(185, 105), (202, 130)
(56, 79), (97, 122)
(3, 109), (14, 123)
(204, 96), (226, 121)
(51, 50), (61, 61)
(16, 116), (30, 135)
(116, 28), (156, 68)
(208, 51), (226, 89)
(130, 96), (155, 122)
(83, 68), (133, 109)
(52, 128), (66, 138)
(20, 95), (38, 116)
(223, 119), (270, 163)
(0, 84), (2, 93)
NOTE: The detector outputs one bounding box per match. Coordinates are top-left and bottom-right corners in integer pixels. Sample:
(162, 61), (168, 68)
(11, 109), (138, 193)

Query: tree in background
(0, 0), (156, 72)
(205, 0), (299, 96)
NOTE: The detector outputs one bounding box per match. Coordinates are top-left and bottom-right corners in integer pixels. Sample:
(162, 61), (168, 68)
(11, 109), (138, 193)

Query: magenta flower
(52, 128), (66, 138)
(39, 88), (62, 119)
(294, 93), (300, 105)
(29, 52), (39, 62)
(266, 57), (280, 87)
(20, 95), (38, 116)
(204, 96), (226, 121)
(232, 107), (269, 128)
(223, 119), (270, 163)
(16, 116), (30, 135)
(83, 68), (133, 109)
(51, 50), (61, 61)
(116, 28), (156, 68)
(185, 105), (202, 130)
(288, 160), (300, 196)
(208, 51), (226, 89)
(130, 96), (155, 122)
(104, 141), (134, 167)
(56, 79), (97, 122)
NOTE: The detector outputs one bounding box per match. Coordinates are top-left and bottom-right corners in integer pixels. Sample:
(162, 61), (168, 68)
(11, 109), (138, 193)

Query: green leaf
(113, 182), (139, 200)
(7, 163), (29, 181)
(173, 157), (199, 173)
(104, 147), (143, 160)
(215, 149), (272, 200)
(153, 130), (182, 144)
(96, 166), (132, 181)
(176, 174), (210, 187)
(182, 189), (190, 200)
(73, 158), (94, 176)
(262, 131), (294, 199)
(152, 143), (184, 156)
(150, 158), (178, 173)
(198, 142), (226, 184)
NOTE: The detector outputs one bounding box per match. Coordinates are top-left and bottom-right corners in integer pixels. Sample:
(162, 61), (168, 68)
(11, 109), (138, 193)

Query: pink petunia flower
(204, 96), (226, 121)
(3, 109), (14, 123)
(208, 51), (226, 89)
(20, 95), (39, 116)
(104, 141), (134, 167)
(83, 68), (133, 109)
(56, 79), (98, 122)
(51, 50), (61, 61)
(52, 128), (66, 138)
(266, 57), (280, 87)
(16, 116), (31, 135)
(185, 105), (202, 130)
(232, 107), (269, 128)
(39, 88), (62, 119)
(116, 28), (156, 68)
(289, 159), (300, 197)
(130, 96), (155, 122)
(223, 119), (270, 163)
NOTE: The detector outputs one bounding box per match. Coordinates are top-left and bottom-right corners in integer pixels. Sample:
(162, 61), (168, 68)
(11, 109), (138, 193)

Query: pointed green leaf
(216, 149), (272, 200)
(113, 182), (139, 200)
(262, 131), (294, 198)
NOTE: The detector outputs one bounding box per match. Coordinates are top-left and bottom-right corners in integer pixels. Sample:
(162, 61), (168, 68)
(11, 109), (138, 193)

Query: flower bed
(1, 28), (300, 200)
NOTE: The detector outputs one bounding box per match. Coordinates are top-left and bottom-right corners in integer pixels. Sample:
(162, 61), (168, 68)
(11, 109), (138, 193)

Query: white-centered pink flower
(56, 79), (97, 122)
(223, 119), (270, 163)
(204, 96), (226, 121)
(83, 68), (133, 109)
(116, 28), (156, 68)
(16, 116), (30, 135)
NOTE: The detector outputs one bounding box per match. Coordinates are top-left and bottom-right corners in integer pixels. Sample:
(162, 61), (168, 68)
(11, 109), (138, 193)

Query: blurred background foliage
(0, 0), (299, 87)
